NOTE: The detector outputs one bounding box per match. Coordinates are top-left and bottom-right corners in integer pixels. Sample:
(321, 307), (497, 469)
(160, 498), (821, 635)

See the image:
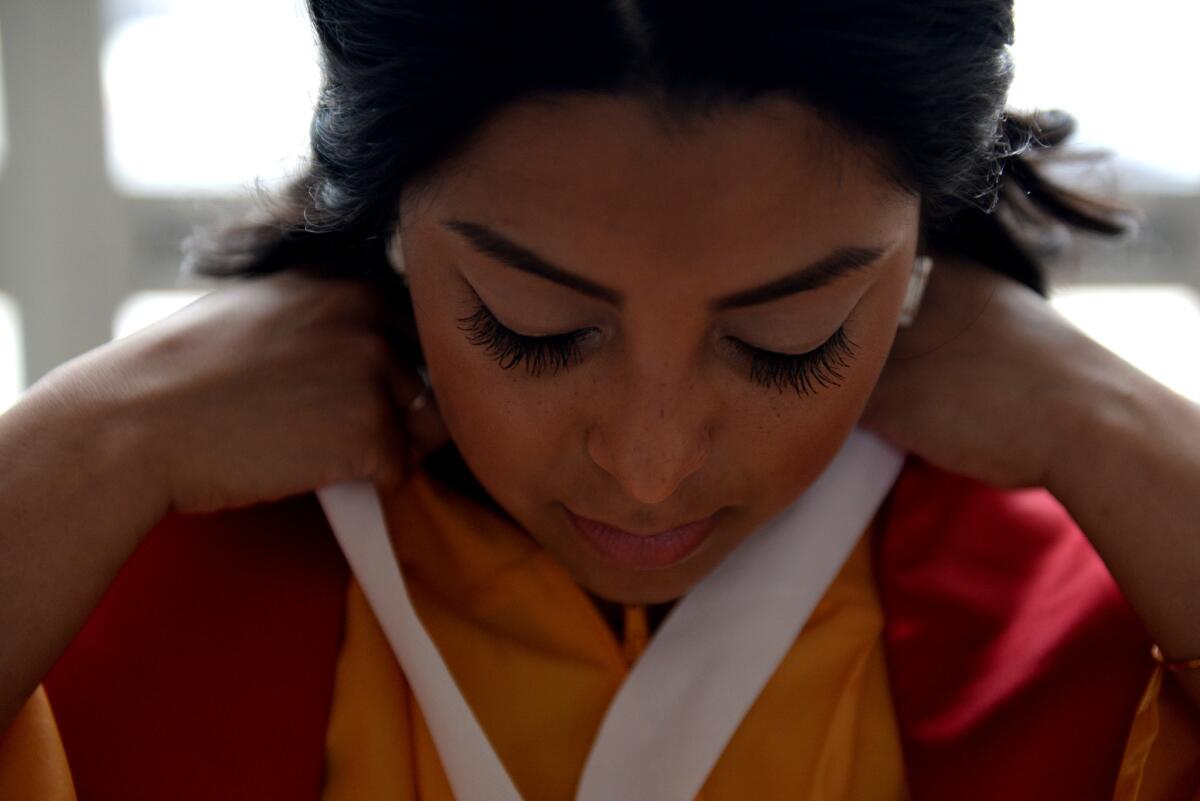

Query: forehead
(405, 93), (915, 279)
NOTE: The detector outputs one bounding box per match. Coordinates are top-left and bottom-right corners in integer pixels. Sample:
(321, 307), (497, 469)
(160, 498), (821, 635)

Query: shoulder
(132, 493), (347, 589)
(878, 456), (1132, 606)
(876, 455), (1147, 653)
(47, 490), (349, 674)
(876, 457), (1156, 798)
(43, 494), (347, 800)
(884, 456), (1082, 555)
(56, 494), (349, 651)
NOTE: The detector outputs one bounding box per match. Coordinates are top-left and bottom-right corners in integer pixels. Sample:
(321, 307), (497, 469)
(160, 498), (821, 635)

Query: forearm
(0, 345), (171, 732)
(1048, 342), (1200, 707)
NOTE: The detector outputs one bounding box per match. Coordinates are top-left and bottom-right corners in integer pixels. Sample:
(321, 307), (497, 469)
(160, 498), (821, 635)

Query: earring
(898, 255), (933, 328)
(388, 234), (408, 282)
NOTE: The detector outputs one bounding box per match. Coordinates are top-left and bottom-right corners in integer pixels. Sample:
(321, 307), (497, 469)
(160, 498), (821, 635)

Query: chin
(562, 549), (715, 605)
(584, 576), (694, 605)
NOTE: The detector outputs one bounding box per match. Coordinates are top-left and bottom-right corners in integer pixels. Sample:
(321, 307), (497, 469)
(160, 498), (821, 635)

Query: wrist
(32, 340), (175, 525)
(1043, 336), (1181, 509)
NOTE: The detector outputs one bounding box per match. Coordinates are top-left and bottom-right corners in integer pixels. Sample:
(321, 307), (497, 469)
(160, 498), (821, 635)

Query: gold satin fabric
(0, 685), (77, 801)
(319, 469), (906, 801)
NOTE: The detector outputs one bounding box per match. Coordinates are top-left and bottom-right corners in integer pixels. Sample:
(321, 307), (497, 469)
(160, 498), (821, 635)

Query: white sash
(316, 427), (904, 801)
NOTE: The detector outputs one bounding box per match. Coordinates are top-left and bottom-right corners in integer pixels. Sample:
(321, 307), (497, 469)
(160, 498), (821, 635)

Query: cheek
(418, 331), (531, 464)
(730, 385), (865, 515)
(408, 278), (569, 503)
(734, 272), (905, 502)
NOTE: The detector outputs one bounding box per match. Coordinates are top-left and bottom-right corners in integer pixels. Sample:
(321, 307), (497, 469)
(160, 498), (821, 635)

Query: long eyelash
(457, 292), (860, 397)
(734, 325), (860, 397)
(456, 300), (590, 378)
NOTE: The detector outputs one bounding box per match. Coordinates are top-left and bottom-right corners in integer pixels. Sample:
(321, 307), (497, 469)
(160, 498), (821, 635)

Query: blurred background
(0, 0), (1197, 412)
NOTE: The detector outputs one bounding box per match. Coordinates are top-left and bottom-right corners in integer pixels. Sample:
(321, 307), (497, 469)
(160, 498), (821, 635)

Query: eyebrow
(441, 218), (890, 313)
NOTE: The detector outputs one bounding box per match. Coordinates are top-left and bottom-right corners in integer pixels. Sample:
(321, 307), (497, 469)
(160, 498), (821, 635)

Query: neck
(586, 591), (678, 642)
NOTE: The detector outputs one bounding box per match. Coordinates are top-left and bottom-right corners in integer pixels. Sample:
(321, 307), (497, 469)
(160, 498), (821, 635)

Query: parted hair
(185, 0), (1135, 346)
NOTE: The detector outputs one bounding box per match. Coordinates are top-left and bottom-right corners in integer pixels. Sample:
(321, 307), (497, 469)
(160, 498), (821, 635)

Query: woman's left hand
(863, 251), (1200, 710)
(860, 251), (1102, 490)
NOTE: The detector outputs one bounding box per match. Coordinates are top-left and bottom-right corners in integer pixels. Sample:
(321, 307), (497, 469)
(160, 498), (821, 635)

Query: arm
(1047, 344), (1200, 707)
(0, 340), (170, 733)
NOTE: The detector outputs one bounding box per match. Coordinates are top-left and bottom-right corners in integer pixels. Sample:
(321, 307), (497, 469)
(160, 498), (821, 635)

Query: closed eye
(456, 286), (859, 397)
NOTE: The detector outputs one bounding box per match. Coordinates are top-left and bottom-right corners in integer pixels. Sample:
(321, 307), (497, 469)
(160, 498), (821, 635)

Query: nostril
(584, 399), (715, 499)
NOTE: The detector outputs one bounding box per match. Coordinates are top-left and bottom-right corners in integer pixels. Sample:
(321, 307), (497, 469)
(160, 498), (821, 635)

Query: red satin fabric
(874, 457), (1155, 800)
(43, 495), (349, 801)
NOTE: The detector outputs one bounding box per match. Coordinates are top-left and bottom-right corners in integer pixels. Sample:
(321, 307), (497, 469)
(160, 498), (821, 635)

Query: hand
(41, 268), (450, 515)
(860, 253), (1100, 490)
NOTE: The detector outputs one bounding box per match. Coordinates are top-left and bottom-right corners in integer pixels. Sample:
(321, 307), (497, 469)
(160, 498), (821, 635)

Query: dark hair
(183, 0), (1136, 487)
(187, 0), (1135, 288)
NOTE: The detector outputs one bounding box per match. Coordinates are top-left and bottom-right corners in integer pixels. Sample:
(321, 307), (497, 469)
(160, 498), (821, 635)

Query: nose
(585, 371), (712, 507)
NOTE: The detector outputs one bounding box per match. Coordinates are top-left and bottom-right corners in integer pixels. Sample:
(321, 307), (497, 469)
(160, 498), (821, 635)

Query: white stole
(316, 427), (904, 801)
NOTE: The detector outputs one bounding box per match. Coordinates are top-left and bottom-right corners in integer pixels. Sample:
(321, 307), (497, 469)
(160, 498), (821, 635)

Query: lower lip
(566, 509), (717, 571)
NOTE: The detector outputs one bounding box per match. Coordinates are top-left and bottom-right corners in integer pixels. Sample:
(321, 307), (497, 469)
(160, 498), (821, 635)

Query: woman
(1, 0), (1198, 798)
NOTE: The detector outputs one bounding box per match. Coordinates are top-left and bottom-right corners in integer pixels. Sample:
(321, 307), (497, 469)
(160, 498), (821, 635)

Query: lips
(566, 507), (718, 571)
(572, 512), (712, 538)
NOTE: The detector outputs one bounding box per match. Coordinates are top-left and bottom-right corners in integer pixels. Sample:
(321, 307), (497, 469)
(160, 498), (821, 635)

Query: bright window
(101, 0), (320, 196)
(1050, 284), (1200, 402)
(1010, 0), (1200, 194)
(0, 293), (24, 412)
(97, 2), (1196, 196)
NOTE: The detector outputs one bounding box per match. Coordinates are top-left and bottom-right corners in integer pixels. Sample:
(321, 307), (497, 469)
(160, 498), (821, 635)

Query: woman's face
(394, 93), (920, 604)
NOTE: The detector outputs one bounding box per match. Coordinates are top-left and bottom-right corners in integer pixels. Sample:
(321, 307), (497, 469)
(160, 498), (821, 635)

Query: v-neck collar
(317, 427), (904, 801)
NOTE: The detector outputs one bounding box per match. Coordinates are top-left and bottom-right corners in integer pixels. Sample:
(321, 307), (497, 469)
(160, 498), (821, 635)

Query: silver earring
(388, 235), (408, 282)
(898, 255), (933, 328)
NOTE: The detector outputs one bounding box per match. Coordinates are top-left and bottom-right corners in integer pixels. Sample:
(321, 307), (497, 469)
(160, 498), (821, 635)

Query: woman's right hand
(36, 267), (450, 516)
(1, 267), (451, 731)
